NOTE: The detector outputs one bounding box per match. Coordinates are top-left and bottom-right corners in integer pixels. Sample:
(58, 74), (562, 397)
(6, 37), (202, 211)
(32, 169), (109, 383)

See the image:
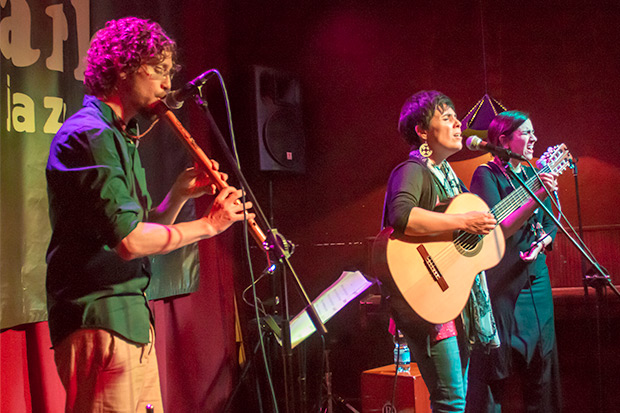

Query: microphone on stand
(465, 135), (527, 161)
(164, 69), (217, 109)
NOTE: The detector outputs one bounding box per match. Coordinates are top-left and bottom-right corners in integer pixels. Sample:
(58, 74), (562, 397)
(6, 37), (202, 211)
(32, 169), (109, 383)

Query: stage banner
(1, 0), (198, 330)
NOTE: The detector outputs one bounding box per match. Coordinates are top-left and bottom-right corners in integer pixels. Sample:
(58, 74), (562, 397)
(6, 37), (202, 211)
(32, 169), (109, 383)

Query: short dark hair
(84, 17), (178, 98)
(487, 110), (530, 146)
(398, 90), (455, 148)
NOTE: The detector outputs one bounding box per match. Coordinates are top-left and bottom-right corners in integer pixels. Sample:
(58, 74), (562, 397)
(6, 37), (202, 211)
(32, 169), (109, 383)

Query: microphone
(164, 69), (217, 109)
(465, 135), (527, 161)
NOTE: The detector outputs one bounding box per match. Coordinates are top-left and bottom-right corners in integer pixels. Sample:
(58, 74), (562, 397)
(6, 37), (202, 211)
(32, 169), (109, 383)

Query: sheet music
(289, 270), (374, 348)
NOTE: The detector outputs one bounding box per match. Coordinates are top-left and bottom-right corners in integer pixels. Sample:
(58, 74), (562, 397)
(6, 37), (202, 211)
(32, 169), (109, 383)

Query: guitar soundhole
(453, 231), (483, 257)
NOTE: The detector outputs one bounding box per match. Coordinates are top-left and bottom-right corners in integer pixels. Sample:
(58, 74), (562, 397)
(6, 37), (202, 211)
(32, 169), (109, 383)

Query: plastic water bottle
(393, 329), (410, 373)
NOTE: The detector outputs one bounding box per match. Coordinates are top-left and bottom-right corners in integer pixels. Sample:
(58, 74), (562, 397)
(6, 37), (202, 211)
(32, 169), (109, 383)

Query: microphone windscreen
(465, 135), (481, 150)
(163, 92), (183, 110)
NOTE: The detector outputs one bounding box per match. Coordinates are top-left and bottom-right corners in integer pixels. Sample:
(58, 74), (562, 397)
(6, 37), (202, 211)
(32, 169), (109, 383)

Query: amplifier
(361, 364), (431, 413)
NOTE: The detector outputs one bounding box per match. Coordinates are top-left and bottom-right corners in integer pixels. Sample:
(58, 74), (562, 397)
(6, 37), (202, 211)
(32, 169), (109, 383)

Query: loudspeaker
(361, 364), (431, 413)
(252, 65), (306, 173)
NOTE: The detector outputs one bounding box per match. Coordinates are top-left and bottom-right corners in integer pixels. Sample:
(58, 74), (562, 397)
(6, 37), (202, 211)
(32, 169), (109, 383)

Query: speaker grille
(263, 108), (305, 169)
(254, 65), (306, 173)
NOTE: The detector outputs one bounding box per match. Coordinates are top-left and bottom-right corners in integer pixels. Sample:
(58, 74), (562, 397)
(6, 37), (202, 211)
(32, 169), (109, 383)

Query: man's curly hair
(398, 90), (455, 148)
(84, 17), (177, 98)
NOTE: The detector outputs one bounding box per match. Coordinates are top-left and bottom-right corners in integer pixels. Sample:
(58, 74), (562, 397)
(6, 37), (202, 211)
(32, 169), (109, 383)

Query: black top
(382, 155), (467, 335)
(470, 162), (556, 306)
(383, 156), (467, 234)
(470, 161), (557, 378)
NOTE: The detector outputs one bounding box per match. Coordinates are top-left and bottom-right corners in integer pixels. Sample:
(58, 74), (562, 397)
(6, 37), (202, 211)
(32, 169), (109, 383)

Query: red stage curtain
(0, 322), (64, 412)
(1, 231), (239, 413)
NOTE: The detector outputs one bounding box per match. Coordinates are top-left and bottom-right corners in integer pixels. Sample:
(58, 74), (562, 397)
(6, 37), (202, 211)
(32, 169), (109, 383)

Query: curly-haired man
(46, 17), (253, 412)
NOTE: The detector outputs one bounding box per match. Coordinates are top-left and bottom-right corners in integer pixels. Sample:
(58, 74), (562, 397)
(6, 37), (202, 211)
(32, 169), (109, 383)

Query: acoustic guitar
(372, 144), (572, 324)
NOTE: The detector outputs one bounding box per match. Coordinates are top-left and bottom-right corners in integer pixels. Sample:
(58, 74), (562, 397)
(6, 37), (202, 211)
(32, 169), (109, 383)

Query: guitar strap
(488, 157), (530, 190)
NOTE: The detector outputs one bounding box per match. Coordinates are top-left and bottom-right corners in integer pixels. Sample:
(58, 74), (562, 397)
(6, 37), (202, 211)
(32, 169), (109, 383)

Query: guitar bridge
(417, 244), (449, 291)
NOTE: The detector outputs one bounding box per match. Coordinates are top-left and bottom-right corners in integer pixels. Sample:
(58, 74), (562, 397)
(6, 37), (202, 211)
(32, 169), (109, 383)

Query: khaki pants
(54, 326), (163, 413)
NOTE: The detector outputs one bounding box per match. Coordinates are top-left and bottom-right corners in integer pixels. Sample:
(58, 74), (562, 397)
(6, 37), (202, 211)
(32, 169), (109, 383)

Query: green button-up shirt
(46, 95), (153, 347)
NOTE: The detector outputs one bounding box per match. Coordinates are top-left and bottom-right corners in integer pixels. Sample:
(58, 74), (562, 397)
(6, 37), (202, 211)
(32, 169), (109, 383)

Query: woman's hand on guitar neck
(460, 211), (497, 235)
(536, 172), (558, 196)
(502, 171), (558, 239)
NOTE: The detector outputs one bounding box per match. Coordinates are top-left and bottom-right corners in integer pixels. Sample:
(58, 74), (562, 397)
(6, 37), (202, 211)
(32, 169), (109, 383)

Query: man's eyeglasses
(142, 64), (177, 81)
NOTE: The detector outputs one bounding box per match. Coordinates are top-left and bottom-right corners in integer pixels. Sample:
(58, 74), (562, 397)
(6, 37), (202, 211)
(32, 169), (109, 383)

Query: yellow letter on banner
(0, 0), (41, 67)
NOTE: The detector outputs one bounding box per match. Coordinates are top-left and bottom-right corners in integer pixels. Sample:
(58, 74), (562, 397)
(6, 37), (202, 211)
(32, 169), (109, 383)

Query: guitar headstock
(536, 144), (573, 175)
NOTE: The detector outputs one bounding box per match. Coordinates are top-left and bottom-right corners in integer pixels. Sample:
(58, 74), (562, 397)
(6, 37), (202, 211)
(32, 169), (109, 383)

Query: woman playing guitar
(466, 111), (561, 412)
(381, 90), (499, 412)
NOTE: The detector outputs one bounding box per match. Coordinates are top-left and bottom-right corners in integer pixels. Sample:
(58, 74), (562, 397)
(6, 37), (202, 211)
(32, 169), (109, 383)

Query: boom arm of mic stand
(507, 167), (619, 297)
(168, 97), (328, 336)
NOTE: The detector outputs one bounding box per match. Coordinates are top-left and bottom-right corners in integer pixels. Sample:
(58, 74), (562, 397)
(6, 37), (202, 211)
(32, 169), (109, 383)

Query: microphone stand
(504, 158), (619, 412)
(572, 158), (589, 297)
(501, 158), (618, 297)
(571, 156), (614, 411)
(154, 95), (327, 413)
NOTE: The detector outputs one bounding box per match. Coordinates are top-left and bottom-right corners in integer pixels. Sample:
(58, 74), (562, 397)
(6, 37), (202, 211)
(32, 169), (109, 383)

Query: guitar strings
(421, 149), (570, 280)
(426, 164), (552, 268)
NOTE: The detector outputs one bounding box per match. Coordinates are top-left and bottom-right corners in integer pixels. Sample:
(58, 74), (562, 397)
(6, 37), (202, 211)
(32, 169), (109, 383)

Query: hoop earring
(419, 142), (432, 158)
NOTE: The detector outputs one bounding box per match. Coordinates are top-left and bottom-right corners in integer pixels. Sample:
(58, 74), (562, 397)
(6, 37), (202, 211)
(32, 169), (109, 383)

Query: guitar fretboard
(491, 164), (551, 223)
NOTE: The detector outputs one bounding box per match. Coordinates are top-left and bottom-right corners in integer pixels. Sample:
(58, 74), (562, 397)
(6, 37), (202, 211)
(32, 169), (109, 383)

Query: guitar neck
(490, 165), (550, 223)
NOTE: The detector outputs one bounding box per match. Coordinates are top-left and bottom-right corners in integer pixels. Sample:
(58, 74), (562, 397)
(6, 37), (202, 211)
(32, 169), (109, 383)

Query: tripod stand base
(361, 364), (431, 413)
(320, 393), (360, 413)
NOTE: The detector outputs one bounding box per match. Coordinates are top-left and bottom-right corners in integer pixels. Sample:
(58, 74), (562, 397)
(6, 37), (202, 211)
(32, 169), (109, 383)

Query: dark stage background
(2, 0), (620, 412)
